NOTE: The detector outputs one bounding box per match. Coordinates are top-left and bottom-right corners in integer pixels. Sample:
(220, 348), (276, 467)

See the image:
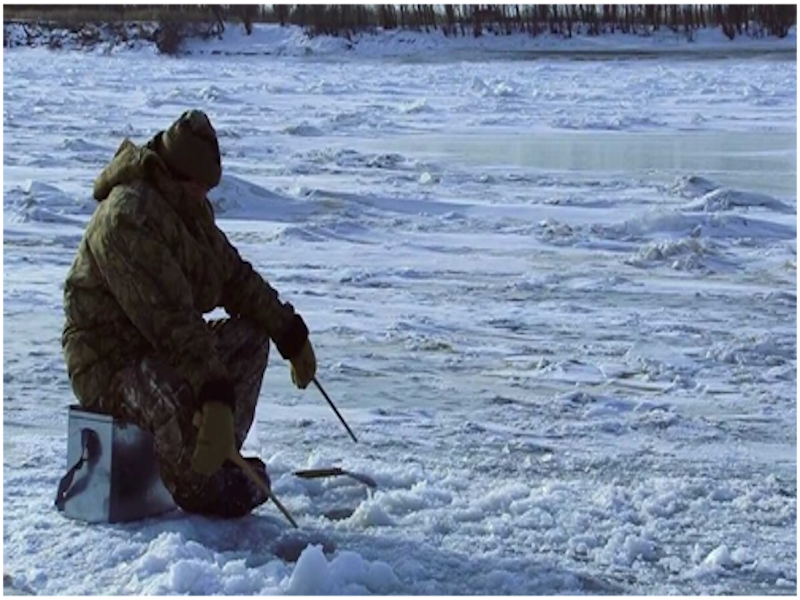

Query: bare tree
(4, 4), (796, 44)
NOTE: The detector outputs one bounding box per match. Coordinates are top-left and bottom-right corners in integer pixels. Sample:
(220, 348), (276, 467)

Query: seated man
(61, 109), (316, 518)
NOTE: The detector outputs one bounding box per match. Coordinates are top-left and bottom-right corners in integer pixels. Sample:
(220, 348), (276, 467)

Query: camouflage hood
(93, 139), (168, 199)
(91, 138), (214, 225)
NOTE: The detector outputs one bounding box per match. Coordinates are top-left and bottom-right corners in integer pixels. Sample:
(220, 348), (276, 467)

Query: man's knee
(210, 318), (270, 368)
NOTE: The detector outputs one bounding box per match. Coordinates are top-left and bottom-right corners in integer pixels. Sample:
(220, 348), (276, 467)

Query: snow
(178, 22), (798, 59)
(2, 23), (797, 596)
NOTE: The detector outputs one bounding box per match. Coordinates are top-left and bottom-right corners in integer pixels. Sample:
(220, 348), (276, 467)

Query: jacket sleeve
(218, 232), (309, 361)
(89, 203), (235, 410)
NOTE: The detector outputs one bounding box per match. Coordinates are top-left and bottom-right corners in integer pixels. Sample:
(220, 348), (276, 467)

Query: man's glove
(192, 401), (235, 475)
(290, 339), (317, 389)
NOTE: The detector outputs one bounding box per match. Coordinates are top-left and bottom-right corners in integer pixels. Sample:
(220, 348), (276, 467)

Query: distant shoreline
(3, 20), (796, 60)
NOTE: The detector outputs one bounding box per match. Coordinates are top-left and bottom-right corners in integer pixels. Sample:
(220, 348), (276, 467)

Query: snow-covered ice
(2, 23), (797, 595)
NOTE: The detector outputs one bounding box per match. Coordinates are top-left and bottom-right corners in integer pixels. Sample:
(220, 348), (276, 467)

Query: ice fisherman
(61, 109), (316, 518)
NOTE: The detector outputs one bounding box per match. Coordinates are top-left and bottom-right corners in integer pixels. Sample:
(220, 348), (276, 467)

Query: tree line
(4, 4), (796, 41)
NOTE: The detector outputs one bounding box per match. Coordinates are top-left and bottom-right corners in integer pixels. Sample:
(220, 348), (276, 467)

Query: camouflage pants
(97, 317), (271, 518)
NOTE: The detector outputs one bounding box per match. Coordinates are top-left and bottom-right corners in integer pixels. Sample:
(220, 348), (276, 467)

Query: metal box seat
(55, 405), (176, 523)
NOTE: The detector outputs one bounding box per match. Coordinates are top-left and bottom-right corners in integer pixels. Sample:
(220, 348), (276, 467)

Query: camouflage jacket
(62, 138), (306, 409)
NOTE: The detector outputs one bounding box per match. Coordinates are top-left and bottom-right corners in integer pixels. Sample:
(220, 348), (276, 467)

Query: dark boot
(172, 457), (271, 519)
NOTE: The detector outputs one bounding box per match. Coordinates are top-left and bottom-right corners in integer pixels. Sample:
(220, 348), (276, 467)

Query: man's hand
(192, 401), (235, 475)
(290, 339), (317, 389)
